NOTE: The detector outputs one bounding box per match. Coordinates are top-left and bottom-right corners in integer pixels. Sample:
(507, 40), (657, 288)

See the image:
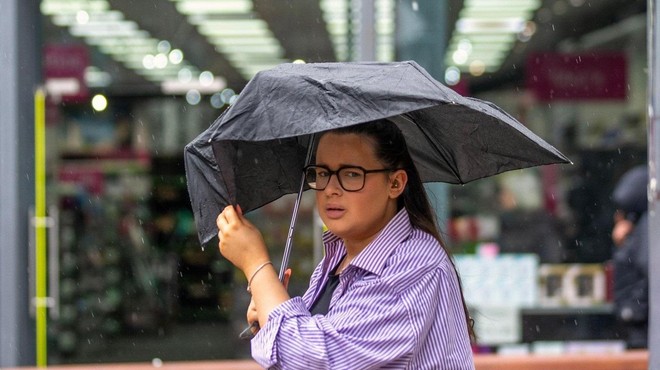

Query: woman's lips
(324, 205), (345, 219)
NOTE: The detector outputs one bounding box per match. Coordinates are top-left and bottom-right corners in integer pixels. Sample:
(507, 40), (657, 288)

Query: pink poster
(526, 52), (627, 101)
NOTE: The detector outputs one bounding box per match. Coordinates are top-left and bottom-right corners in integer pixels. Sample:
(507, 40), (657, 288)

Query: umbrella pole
(278, 173), (306, 280)
(239, 134), (316, 340)
(279, 134), (316, 280)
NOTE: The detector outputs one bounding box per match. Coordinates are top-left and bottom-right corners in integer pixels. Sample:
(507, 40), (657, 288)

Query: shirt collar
(322, 208), (413, 277)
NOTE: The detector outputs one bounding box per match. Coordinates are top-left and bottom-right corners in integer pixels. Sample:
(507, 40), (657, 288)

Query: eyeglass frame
(303, 164), (398, 192)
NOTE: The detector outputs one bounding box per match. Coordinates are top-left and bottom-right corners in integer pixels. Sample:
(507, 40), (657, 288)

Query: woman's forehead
(316, 132), (378, 164)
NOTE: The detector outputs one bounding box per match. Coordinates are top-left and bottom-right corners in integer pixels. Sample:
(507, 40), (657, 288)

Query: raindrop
(157, 40), (171, 54)
(169, 49), (183, 65)
(152, 358), (163, 367)
(210, 93), (223, 108)
(444, 67), (461, 86)
(186, 90), (202, 105)
(535, 325), (540, 333)
(178, 68), (193, 83)
(574, 320), (578, 326)
(220, 88), (236, 104)
(199, 71), (214, 86)
(411, 0), (418, 11)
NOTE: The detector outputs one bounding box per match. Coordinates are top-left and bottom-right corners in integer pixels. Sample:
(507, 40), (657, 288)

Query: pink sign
(58, 166), (104, 195)
(526, 52), (627, 101)
(44, 44), (90, 102)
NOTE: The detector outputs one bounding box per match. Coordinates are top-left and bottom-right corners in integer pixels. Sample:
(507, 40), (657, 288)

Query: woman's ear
(389, 170), (408, 198)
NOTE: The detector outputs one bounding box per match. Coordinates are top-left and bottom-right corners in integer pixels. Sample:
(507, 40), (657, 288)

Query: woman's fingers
(217, 205), (243, 237)
(283, 268), (292, 290)
(246, 297), (258, 324)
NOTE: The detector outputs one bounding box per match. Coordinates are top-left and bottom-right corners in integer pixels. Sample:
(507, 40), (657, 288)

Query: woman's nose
(324, 172), (343, 193)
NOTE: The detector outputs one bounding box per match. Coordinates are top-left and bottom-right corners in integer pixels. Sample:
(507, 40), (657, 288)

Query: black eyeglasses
(304, 165), (395, 192)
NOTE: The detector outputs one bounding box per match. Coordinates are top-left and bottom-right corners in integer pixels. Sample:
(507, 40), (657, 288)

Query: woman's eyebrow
(314, 162), (361, 168)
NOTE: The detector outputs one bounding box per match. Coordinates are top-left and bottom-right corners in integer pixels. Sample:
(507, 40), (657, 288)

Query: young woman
(216, 119), (475, 369)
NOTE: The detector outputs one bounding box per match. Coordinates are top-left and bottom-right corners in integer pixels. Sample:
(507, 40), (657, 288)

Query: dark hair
(320, 118), (476, 342)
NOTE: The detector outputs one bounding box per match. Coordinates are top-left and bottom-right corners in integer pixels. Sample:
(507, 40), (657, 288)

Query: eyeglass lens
(305, 166), (366, 191)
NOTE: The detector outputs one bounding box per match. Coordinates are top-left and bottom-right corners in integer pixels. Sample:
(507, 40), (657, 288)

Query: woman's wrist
(247, 261), (273, 292)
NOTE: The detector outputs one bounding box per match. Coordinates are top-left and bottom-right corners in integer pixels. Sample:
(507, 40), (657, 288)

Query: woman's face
(314, 132), (400, 249)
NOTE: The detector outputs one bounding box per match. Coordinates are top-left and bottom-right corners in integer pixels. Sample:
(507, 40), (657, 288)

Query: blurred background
(0, 0), (650, 367)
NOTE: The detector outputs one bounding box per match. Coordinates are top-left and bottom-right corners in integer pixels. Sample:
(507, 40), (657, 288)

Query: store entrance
(44, 98), (246, 364)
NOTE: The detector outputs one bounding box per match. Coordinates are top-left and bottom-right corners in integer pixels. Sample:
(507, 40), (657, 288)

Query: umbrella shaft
(279, 134), (316, 281)
(279, 171), (305, 281)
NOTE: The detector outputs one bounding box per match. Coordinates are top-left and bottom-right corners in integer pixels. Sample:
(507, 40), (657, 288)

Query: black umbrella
(185, 60), (570, 248)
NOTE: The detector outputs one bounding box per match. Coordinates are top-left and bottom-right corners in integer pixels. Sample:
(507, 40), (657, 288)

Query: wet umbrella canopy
(184, 60), (571, 246)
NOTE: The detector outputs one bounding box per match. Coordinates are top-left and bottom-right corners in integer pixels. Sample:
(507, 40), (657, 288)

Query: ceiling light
(170, 0), (289, 80)
(91, 94), (108, 111)
(43, 0), (214, 87)
(457, 18), (526, 34)
(76, 10), (90, 24)
(85, 66), (112, 87)
(445, 0), (541, 73)
(41, 0), (109, 15)
(453, 50), (469, 65)
(174, 0), (252, 15)
(162, 77), (226, 94)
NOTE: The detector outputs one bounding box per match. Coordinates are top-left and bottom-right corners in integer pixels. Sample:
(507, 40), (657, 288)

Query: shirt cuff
(251, 296), (310, 368)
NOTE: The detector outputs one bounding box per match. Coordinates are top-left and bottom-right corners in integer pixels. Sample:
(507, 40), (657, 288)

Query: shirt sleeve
(250, 268), (445, 369)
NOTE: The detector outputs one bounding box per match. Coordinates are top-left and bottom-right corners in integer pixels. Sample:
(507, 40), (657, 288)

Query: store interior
(36, 0), (649, 364)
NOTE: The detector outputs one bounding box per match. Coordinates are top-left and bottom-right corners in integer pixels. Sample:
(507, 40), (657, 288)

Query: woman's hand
(216, 205), (269, 275)
(218, 205), (291, 328)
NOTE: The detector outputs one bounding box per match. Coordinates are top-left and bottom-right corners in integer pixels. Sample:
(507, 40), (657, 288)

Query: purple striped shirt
(251, 209), (475, 369)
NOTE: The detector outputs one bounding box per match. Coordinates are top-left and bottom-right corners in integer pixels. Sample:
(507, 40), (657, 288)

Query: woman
(217, 119), (475, 369)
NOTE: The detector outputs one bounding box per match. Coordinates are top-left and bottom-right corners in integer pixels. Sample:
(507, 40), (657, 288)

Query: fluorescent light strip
(42, 0), (209, 90)
(170, 0), (289, 80)
(41, 0), (109, 15)
(445, 0), (541, 73)
(175, 0), (252, 14)
(218, 44), (283, 54)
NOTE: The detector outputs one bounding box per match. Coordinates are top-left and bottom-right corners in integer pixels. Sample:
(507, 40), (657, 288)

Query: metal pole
(0, 0), (40, 366)
(647, 0), (659, 368)
(358, 0), (376, 61)
(395, 0), (450, 226)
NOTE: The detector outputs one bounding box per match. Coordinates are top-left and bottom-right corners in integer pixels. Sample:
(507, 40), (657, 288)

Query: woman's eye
(344, 170), (362, 178)
(317, 170), (330, 178)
